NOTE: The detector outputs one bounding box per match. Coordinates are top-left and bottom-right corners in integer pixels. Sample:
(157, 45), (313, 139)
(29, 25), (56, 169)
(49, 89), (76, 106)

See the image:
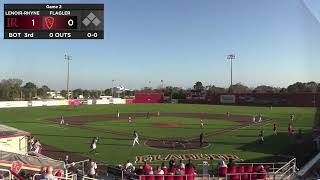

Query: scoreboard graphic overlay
(4, 4), (104, 39)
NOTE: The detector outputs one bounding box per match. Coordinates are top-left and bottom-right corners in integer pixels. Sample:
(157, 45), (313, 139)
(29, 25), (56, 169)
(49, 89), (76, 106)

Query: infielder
(90, 137), (98, 153)
(258, 113), (262, 122)
(60, 116), (65, 125)
(132, 131), (139, 147)
(200, 119), (204, 129)
(252, 116), (256, 123)
(117, 110), (120, 119)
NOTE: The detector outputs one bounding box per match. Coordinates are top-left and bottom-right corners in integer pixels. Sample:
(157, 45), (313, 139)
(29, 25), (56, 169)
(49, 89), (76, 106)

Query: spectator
(134, 166), (145, 176)
(227, 158), (234, 168)
(155, 166), (164, 175)
(258, 165), (267, 179)
(169, 159), (175, 169)
(33, 140), (41, 154)
(44, 166), (56, 180)
(125, 160), (135, 172)
(54, 169), (63, 180)
(64, 155), (69, 165)
(148, 167), (154, 175)
(217, 160), (227, 168)
(144, 160), (151, 173)
(28, 136), (35, 151)
(179, 160), (185, 169)
(161, 162), (168, 174)
(185, 159), (195, 169)
(88, 159), (97, 178)
(36, 167), (47, 180)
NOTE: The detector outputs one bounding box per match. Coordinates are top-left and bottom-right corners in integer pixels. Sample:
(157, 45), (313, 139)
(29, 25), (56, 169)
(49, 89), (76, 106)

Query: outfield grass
(86, 117), (240, 139)
(0, 104), (316, 165)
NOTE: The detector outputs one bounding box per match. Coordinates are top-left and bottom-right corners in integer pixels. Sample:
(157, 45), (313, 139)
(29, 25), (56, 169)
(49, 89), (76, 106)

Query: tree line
(0, 78), (319, 101)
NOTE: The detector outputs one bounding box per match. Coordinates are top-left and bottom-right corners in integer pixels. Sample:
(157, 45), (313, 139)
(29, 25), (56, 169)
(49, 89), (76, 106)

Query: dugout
(0, 124), (64, 174)
(0, 124), (31, 154)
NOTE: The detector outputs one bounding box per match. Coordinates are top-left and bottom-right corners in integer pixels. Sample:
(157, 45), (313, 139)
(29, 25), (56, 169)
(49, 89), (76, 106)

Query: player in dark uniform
(273, 124), (278, 135)
(259, 128), (264, 143)
(200, 133), (204, 147)
(146, 112), (150, 119)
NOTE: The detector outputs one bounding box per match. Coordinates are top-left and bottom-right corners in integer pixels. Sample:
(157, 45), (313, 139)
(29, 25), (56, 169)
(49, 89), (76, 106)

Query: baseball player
(117, 110), (120, 119)
(273, 123), (278, 135)
(200, 133), (204, 147)
(227, 112), (230, 119)
(258, 127), (264, 143)
(157, 111), (160, 117)
(252, 116), (256, 123)
(146, 112), (150, 119)
(60, 116), (65, 125)
(258, 113), (262, 122)
(128, 115), (132, 123)
(200, 119), (204, 129)
(290, 114), (295, 122)
(132, 131), (140, 147)
(90, 137), (98, 153)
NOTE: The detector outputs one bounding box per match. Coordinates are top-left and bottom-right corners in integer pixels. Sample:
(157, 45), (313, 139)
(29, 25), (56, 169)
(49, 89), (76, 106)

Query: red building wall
(133, 93), (164, 103)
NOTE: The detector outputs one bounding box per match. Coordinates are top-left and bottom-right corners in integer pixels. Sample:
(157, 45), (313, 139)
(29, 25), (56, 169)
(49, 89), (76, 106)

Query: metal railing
(33, 173), (77, 180)
(225, 158), (297, 180)
(81, 176), (98, 180)
(0, 168), (12, 180)
(138, 174), (211, 180)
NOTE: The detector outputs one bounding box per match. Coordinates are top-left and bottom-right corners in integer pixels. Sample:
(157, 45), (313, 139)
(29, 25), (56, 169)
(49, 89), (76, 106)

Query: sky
(0, 0), (320, 90)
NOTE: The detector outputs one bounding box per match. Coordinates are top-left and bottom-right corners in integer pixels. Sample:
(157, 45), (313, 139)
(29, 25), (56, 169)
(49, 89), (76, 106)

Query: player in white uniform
(132, 131), (140, 147)
(252, 116), (256, 123)
(200, 119), (204, 128)
(258, 114), (262, 122)
(117, 110), (120, 119)
(60, 116), (65, 125)
(90, 137), (98, 153)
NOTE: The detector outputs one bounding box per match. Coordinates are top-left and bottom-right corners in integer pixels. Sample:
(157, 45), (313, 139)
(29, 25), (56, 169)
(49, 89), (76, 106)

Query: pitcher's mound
(152, 122), (179, 128)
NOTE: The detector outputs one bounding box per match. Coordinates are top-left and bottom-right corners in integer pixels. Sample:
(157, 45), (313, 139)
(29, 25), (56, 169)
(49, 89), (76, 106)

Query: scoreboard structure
(4, 4), (104, 39)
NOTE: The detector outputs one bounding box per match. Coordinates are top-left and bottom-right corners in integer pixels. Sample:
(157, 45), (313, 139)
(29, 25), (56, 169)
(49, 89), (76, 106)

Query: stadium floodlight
(227, 54), (235, 92)
(111, 79), (115, 97)
(65, 54), (72, 100)
(161, 80), (164, 90)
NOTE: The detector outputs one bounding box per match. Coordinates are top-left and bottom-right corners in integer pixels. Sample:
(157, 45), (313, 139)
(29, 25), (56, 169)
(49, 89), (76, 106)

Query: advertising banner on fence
(220, 95), (236, 104)
(31, 101), (43, 107)
(0, 101), (28, 108)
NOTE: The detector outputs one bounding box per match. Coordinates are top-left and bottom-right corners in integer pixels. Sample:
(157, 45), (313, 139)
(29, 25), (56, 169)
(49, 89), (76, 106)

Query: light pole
(161, 80), (164, 90)
(227, 54), (235, 92)
(111, 80), (115, 97)
(65, 54), (72, 100)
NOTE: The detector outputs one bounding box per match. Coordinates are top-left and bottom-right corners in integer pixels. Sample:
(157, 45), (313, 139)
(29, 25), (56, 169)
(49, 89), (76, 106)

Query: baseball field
(0, 104), (316, 166)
